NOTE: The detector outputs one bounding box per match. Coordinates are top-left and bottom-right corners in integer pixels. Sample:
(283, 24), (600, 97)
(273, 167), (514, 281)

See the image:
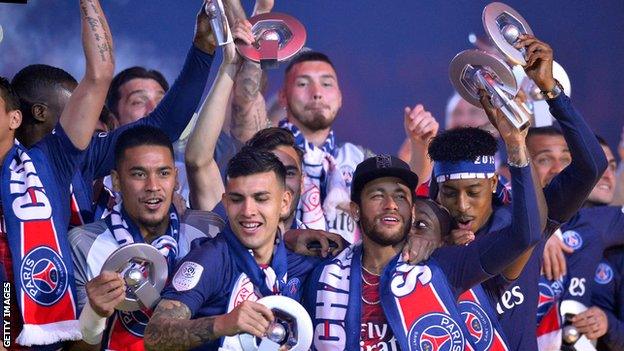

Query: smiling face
(436, 177), (497, 234)
(111, 145), (177, 237)
(527, 134), (571, 187)
(223, 171), (292, 255)
(280, 60), (342, 132)
(355, 177), (413, 246)
(587, 144), (617, 205)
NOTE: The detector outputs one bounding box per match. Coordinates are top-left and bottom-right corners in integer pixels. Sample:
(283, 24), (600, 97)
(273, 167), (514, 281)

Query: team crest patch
(594, 263), (614, 285)
(172, 261), (203, 291)
(562, 230), (583, 250)
(119, 310), (150, 337)
(459, 300), (493, 350)
(408, 312), (465, 351)
(20, 246), (69, 306)
(284, 277), (301, 297)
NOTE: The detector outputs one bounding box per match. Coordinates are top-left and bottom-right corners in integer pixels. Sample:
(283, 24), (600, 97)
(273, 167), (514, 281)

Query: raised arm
(228, 0), (272, 143)
(186, 21), (252, 210)
(516, 35), (608, 223)
(60, 0), (114, 150)
(403, 104), (438, 181)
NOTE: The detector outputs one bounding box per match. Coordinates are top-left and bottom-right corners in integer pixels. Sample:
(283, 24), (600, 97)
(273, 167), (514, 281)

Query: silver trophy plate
(560, 300), (597, 351)
(239, 295), (313, 351)
(101, 243), (168, 312)
(236, 13), (306, 70)
(450, 49), (530, 130)
(483, 2), (534, 66)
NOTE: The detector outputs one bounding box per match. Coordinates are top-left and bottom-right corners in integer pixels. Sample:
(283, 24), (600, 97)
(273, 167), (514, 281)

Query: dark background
(1, 1), (622, 156)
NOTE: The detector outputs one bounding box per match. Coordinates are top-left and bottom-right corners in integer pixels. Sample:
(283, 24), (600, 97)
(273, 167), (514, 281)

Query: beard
(289, 103), (336, 131)
(360, 213), (411, 246)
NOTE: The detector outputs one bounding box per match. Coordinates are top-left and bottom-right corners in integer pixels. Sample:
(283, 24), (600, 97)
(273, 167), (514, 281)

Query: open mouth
(456, 217), (475, 231)
(239, 221), (263, 234)
(379, 215), (401, 226)
(143, 197), (163, 210)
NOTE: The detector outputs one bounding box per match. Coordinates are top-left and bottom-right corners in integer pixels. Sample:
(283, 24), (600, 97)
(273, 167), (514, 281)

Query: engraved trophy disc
(560, 300), (597, 351)
(483, 2), (534, 66)
(238, 296), (313, 351)
(236, 12), (306, 70)
(449, 49), (531, 130)
(101, 243), (168, 312)
(204, 0), (233, 46)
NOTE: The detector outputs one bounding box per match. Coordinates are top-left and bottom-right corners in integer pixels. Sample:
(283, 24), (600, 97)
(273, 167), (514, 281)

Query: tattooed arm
(228, 1), (273, 143)
(60, 0), (114, 150)
(144, 299), (273, 351)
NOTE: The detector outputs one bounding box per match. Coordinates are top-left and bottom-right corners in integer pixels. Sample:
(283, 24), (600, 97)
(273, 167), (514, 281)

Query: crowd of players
(1, 0), (624, 350)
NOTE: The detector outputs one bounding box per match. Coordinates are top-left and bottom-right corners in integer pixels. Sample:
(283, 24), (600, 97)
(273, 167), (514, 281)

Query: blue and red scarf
(309, 244), (477, 351)
(458, 286), (509, 351)
(2, 142), (80, 345)
(101, 202), (180, 351)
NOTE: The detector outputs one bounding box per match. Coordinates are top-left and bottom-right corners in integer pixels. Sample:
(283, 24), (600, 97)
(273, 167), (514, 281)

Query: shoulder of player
(183, 233), (232, 265)
(68, 220), (109, 252)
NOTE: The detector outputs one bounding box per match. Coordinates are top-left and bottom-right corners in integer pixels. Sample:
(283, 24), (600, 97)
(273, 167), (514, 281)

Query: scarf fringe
(16, 320), (81, 346)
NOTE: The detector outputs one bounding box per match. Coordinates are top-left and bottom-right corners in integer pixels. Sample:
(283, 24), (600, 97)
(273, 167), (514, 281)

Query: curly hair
(428, 127), (497, 162)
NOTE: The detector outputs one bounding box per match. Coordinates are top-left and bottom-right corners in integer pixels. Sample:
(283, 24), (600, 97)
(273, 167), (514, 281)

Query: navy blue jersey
(67, 46), (217, 223)
(555, 206), (624, 307)
(161, 232), (319, 350)
(592, 248), (624, 350)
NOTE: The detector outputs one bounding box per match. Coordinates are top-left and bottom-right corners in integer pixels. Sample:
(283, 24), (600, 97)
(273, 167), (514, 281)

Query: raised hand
(515, 34), (556, 92)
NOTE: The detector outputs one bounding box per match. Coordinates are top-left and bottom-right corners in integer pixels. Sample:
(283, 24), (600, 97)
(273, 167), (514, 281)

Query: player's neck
(138, 217), (170, 245)
(252, 243), (274, 266)
(361, 237), (402, 275)
(0, 135), (15, 165)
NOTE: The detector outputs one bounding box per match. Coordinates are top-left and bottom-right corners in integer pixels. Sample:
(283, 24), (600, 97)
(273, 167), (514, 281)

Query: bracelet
(79, 302), (107, 345)
(507, 158), (530, 168)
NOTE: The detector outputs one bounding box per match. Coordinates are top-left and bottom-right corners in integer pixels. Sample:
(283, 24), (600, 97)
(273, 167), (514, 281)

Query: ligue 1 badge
(236, 12), (307, 70)
(238, 295), (313, 351)
(101, 243), (168, 311)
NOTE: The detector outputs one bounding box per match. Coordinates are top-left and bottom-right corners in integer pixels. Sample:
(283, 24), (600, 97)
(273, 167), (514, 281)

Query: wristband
(79, 302), (107, 345)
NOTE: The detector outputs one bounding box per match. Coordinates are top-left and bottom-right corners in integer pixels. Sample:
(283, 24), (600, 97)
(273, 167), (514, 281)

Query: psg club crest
(536, 277), (564, 323)
(119, 310), (150, 337)
(408, 312), (465, 351)
(459, 301), (493, 349)
(594, 263), (614, 285)
(20, 246), (69, 306)
(562, 230), (583, 250)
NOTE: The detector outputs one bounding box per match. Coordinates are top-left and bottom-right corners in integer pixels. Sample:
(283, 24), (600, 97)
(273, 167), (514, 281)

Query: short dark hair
(0, 76), (20, 112)
(114, 125), (173, 169)
(414, 196), (453, 238)
(428, 127), (498, 162)
(246, 127), (304, 162)
(11, 64), (76, 114)
(285, 51), (335, 75)
(106, 67), (169, 116)
(527, 126), (563, 140)
(226, 146), (286, 187)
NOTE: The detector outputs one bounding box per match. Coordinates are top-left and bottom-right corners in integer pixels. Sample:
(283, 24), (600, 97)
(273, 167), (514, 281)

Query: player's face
(587, 144), (617, 205)
(411, 200), (444, 245)
(527, 134), (571, 187)
(224, 172), (292, 254)
(437, 177), (496, 234)
(281, 61), (342, 131)
(271, 145), (302, 221)
(112, 145), (177, 237)
(356, 177), (412, 246)
(116, 78), (165, 126)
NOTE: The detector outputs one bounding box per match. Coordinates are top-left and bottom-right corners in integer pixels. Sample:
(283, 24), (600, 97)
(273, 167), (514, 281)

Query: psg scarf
(101, 202), (180, 351)
(458, 286), (510, 351)
(2, 142), (80, 345)
(310, 244), (476, 351)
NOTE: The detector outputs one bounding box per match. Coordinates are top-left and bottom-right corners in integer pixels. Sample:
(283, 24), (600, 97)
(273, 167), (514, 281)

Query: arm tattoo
(506, 144), (529, 167)
(144, 299), (219, 351)
(230, 61), (268, 141)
